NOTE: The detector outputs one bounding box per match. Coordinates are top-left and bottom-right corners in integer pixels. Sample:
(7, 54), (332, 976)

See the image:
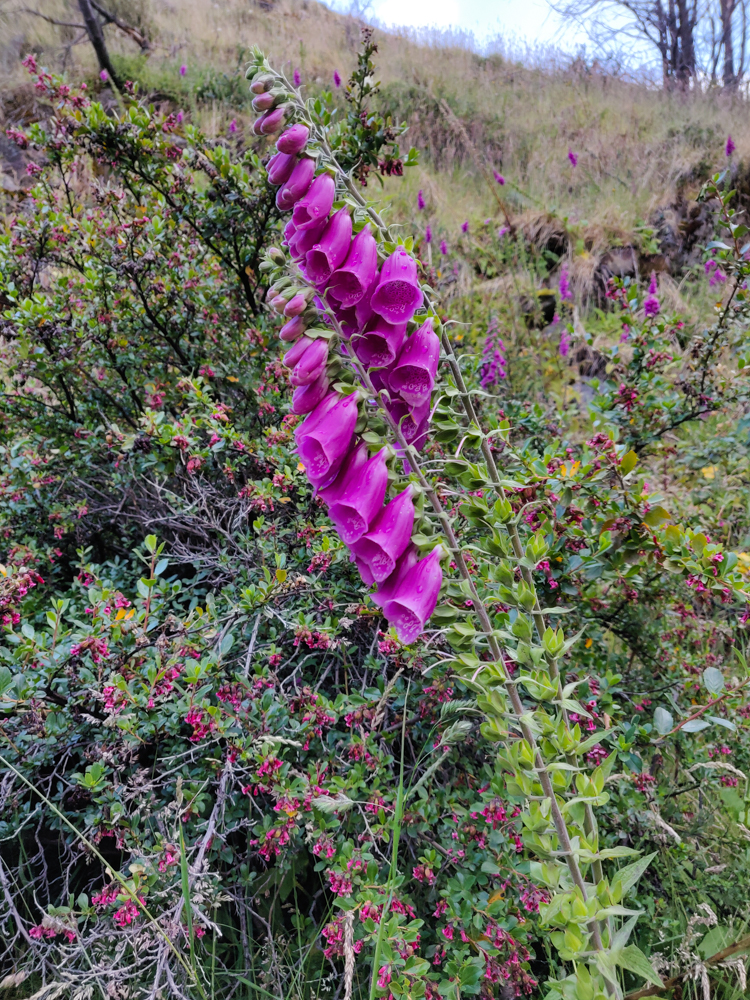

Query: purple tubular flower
(326, 225), (379, 308)
(292, 173), (336, 230)
(318, 439), (370, 505)
(288, 218), (327, 260)
(353, 316), (407, 369)
(385, 398), (431, 452)
(284, 292), (308, 318)
(293, 68), (301, 87)
(305, 208), (353, 286)
(568, 149), (578, 167)
(259, 107), (286, 135)
(425, 225), (432, 244)
(333, 70), (342, 87)
(350, 484), (415, 582)
(280, 315), (307, 342)
(494, 171), (505, 185)
(289, 338), (329, 387)
(277, 124), (310, 155)
(440, 240), (447, 255)
(295, 391), (359, 486)
(461, 220), (469, 233)
(327, 448), (389, 545)
(726, 134), (736, 157)
(284, 334), (314, 369)
(417, 190), (425, 210)
(558, 267), (572, 302)
(378, 545), (444, 643)
(266, 151), (297, 186)
(648, 271), (658, 295)
(644, 296), (659, 317)
(292, 370), (330, 414)
(276, 157), (315, 210)
(370, 249), (423, 325)
(388, 319), (440, 407)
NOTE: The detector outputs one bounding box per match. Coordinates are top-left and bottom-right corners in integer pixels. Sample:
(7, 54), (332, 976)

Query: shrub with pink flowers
(3, 27), (750, 1000)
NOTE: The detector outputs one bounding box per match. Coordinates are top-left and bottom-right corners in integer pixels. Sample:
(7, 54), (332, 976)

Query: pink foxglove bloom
(726, 134), (736, 157)
(318, 439), (370, 505)
(333, 70), (342, 87)
(295, 391), (359, 486)
(100, 70), (108, 82)
(461, 220), (469, 233)
(425, 225), (432, 243)
(440, 239), (447, 255)
(293, 173), (336, 230)
(306, 208), (353, 286)
(380, 545), (443, 643)
(180, 64), (187, 77)
(648, 271), (658, 294)
(385, 398), (431, 452)
(351, 485), (415, 582)
(480, 317), (506, 388)
(280, 315), (307, 342)
(289, 338), (329, 387)
(327, 448), (389, 544)
(494, 171), (505, 185)
(370, 249), (423, 325)
(292, 370), (330, 414)
(293, 68), (301, 86)
(266, 151), (297, 186)
(559, 328), (571, 357)
(276, 157), (315, 210)
(568, 149), (578, 167)
(288, 218), (327, 260)
(277, 124), (310, 155)
(354, 316), (407, 368)
(229, 119), (237, 133)
(327, 225), (378, 308)
(417, 190), (425, 210)
(388, 319), (440, 407)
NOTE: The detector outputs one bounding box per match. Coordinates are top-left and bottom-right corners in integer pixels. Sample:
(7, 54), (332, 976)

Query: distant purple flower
(417, 189), (425, 210)
(99, 69), (108, 82)
(229, 118), (237, 134)
(425, 225), (432, 244)
(726, 134), (736, 157)
(440, 239), (448, 255)
(559, 328), (570, 357)
(180, 64), (187, 77)
(461, 220), (469, 233)
(568, 149), (578, 167)
(480, 317), (507, 387)
(294, 68), (301, 87)
(484, 218), (491, 225)
(644, 276), (659, 316)
(619, 325), (630, 343)
(559, 267), (572, 302)
(177, 111), (184, 124)
(494, 170), (505, 185)
(333, 70), (341, 88)
(706, 260), (727, 286)
(497, 226), (509, 237)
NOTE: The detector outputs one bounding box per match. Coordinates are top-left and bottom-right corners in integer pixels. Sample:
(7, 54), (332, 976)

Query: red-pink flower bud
(257, 107), (285, 135)
(290, 338), (329, 386)
(252, 91), (276, 111)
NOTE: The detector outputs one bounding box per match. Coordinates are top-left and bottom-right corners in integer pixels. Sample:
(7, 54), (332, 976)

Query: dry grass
(1, 0), (748, 257)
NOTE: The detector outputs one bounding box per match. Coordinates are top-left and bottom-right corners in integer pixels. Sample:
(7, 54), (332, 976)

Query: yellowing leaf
(620, 450), (638, 475)
(701, 465), (717, 480)
(275, 568), (287, 583)
(226, 376), (239, 382)
(585, 638), (593, 648)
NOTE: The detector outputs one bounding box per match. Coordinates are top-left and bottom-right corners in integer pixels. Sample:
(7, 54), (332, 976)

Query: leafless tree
(550, 0), (749, 87)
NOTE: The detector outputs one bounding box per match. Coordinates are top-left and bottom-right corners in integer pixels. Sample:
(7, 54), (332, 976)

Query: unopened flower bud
(284, 293), (307, 317)
(277, 123), (310, 155)
(249, 73), (274, 94)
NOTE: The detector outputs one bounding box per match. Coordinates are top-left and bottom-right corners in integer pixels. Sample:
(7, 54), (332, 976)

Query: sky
(326, 0), (585, 52)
